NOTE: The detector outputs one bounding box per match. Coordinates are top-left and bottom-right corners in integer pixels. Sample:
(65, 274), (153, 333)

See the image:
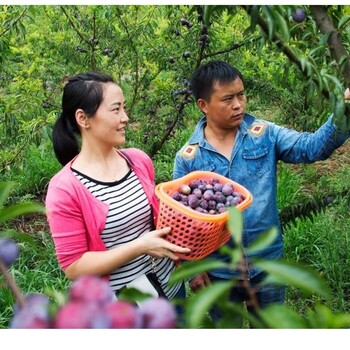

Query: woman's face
(86, 82), (129, 148)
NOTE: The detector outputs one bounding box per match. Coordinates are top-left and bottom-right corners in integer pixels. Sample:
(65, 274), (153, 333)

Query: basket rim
(155, 171), (253, 222)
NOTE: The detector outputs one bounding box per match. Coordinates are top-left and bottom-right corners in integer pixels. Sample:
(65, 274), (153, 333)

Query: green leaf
(319, 32), (330, 46)
(0, 229), (36, 245)
(249, 5), (261, 31)
(306, 80), (316, 102)
(203, 5), (214, 26)
(258, 303), (307, 328)
(169, 259), (227, 285)
(185, 281), (233, 328)
(253, 259), (331, 300)
(333, 98), (346, 127)
(117, 287), (154, 303)
(216, 301), (265, 328)
(227, 206), (242, 245)
(308, 46), (325, 58)
(216, 244), (243, 267)
(0, 202), (45, 225)
(246, 226), (278, 254)
(262, 6), (274, 40)
(306, 304), (350, 328)
(338, 15), (350, 30)
(0, 182), (15, 208)
(274, 11), (290, 42)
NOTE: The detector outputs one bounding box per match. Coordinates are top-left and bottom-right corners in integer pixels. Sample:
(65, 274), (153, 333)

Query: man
(173, 60), (350, 323)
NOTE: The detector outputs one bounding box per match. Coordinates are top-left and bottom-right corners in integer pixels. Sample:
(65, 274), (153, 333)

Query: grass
(279, 142), (350, 316)
(284, 198), (350, 314)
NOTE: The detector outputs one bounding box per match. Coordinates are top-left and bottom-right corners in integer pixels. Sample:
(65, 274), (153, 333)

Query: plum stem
(0, 258), (26, 309)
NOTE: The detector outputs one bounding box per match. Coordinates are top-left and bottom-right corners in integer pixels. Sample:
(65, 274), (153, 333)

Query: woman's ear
(75, 109), (90, 129)
(197, 99), (208, 114)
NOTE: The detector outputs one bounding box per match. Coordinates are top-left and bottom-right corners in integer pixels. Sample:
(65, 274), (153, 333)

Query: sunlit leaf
(307, 304), (350, 328)
(258, 303), (307, 328)
(0, 202), (45, 225)
(169, 259), (227, 285)
(253, 259), (331, 300)
(246, 226), (278, 254)
(227, 206), (242, 245)
(0, 182), (15, 208)
(117, 287), (154, 304)
(338, 15), (350, 30)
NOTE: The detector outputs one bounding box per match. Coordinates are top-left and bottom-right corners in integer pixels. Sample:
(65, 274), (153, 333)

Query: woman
(45, 72), (190, 301)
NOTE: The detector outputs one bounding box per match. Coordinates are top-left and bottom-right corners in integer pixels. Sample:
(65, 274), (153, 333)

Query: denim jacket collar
(188, 113), (255, 146)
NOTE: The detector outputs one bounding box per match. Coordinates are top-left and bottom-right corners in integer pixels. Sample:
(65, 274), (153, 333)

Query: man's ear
(197, 99), (208, 114)
(75, 109), (89, 129)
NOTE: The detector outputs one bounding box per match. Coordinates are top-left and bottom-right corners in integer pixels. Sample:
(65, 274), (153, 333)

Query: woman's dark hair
(52, 72), (114, 166)
(190, 60), (244, 102)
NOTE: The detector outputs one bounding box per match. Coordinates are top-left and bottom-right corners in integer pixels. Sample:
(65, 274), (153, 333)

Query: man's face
(197, 78), (246, 131)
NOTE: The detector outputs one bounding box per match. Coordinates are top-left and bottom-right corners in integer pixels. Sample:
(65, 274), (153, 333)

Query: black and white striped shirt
(72, 168), (180, 299)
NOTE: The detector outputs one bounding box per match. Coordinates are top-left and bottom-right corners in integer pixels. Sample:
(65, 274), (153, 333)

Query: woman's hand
(139, 227), (191, 260)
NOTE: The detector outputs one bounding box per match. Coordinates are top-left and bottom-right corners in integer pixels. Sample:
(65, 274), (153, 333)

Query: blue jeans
(208, 272), (285, 327)
(172, 282), (186, 327)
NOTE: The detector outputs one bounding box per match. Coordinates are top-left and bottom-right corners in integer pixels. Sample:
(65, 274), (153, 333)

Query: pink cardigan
(45, 148), (159, 271)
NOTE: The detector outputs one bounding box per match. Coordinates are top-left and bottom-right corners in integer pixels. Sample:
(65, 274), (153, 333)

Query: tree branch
(0, 258), (25, 310)
(0, 7), (27, 38)
(310, 5), (350, 87)
(59, 6), (89, 45)
(242, 5), (331, 99)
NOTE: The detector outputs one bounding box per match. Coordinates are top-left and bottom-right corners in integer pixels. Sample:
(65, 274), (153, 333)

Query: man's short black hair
(190, 60), (244, 101)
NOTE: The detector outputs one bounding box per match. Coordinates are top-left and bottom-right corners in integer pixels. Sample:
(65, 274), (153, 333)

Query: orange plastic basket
(155, 171), (253, 260)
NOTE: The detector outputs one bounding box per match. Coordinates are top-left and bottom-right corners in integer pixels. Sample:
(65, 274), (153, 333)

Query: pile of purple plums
(171, 177), (245, 214)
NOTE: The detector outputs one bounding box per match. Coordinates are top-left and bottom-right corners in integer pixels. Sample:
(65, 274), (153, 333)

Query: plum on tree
(0, 238), (19, 267)
(292, 8), (306, 23)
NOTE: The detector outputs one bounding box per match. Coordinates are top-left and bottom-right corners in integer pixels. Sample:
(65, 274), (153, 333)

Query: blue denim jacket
(173, 113), (349, 279)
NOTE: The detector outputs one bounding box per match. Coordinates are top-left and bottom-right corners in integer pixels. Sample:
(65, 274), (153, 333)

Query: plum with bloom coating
(105, 300), (142, 328)
(10, 293), (51, 328)
(0, 237), (19, 267)
(138, 297), (177, 328)
(292, 8), (306, 23)
(54, 300), (109, 328)
(69, 275), (114, 305)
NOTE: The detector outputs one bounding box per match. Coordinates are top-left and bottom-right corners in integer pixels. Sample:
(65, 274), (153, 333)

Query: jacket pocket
(242, 146), (269, 177)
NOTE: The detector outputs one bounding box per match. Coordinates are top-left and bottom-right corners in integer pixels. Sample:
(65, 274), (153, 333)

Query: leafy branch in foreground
(170, 206), (350, 328)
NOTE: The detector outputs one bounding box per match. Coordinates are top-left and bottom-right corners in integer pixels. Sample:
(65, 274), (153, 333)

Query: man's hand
(189, 272), (212, 292)
(344, 88), (350, 100)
